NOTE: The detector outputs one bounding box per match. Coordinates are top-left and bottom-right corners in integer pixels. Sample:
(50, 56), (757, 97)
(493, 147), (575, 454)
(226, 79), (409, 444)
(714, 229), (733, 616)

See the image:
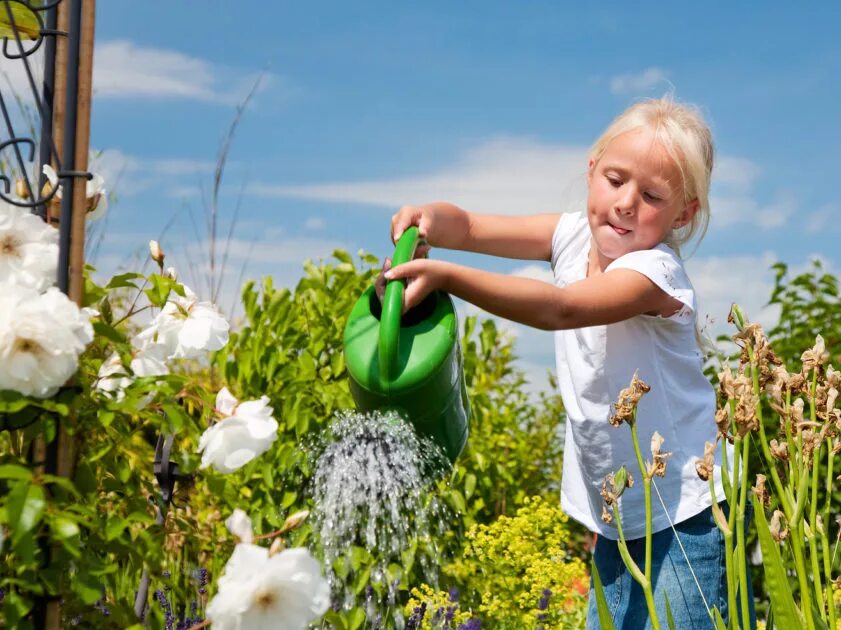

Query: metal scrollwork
(1, 0), (67, 218)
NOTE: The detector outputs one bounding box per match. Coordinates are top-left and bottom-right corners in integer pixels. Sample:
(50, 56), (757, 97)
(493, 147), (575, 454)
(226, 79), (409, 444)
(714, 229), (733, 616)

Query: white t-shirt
(551, 212), (728, 540)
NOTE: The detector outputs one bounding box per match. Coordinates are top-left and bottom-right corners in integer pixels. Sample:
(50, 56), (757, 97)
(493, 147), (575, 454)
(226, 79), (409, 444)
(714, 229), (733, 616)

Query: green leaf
(591, 558), (616, 630)
(105, 272), (144, 289)
(711, 607), (727, 630)
(0, 2), (40, 39)
(0, 464), (33, 481)
(6, 482), (46, 543)
(752, 494), (803, 628)
(105, 516), (128, 541)
(322, 611), (348, 630)
(74, 568), (104, 605)
(93, 320), (126, 344)
(464, 473), (476, 499)
(664, 594), (676, 630)
(347, 606), (366, 630)
(51, 515), (80, 540)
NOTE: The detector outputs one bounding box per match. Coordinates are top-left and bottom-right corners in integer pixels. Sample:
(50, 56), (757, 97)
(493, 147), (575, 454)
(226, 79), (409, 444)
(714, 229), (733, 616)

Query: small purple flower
(537, 587), (552, 611)
(448, 586), (459, 602)
(445, 605), (456, 627)
(457, 619), (482, 630)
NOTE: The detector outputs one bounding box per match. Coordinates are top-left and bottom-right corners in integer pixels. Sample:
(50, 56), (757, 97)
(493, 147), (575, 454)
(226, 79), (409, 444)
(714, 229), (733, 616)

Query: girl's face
(586, 127), (698, 265)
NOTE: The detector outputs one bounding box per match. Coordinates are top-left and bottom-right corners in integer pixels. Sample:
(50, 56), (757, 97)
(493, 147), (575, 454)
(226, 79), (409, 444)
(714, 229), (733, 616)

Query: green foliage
(767, 260), (840, 369)
(211, 250), (579, 627)
(412, 496), (588, 629)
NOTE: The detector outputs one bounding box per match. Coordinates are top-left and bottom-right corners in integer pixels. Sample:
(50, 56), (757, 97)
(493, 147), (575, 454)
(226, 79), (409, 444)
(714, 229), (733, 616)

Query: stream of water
(312, 409), (450, 628)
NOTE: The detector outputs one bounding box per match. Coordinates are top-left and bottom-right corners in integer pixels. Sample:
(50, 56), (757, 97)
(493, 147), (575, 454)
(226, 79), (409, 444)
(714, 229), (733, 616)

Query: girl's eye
(606, 176), (622, 187)
(643, 192), (662, 202)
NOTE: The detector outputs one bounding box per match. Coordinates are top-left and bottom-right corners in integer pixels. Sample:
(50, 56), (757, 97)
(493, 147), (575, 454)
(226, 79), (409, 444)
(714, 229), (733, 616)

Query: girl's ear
(673, 199), (700, 228)
(587, 158), (596, 184)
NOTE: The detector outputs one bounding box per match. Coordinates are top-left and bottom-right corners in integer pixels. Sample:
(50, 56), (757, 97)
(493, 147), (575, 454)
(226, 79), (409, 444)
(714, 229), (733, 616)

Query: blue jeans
(586, 501), (756, 629)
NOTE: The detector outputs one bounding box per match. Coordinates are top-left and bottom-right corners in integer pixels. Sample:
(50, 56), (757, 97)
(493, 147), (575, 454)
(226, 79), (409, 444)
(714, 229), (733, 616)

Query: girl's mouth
(608, 222), (631, 235)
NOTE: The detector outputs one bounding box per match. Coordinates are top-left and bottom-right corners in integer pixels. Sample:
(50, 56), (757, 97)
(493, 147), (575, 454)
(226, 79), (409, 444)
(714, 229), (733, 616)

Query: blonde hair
(589, 97), (714, 256)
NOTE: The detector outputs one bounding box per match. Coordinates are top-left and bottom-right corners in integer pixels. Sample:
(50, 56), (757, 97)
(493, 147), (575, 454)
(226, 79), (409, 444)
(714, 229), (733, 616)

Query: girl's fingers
(391, 206), (425, 244)
(402, 277), (427, 313)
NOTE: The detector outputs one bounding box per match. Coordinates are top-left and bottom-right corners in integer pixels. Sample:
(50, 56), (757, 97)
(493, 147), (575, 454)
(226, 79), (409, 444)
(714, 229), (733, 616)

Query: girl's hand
(390, 202), (471, 255)
(384, 259), (450, 313)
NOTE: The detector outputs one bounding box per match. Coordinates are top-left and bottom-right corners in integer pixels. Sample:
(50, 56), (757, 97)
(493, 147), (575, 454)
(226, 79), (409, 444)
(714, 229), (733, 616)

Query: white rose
(0, 284), (93, 398)
(225, 508), (254, 544)
(42, 164), (108, 221)
(197, 388), (278, 474)
(95, 342), (169, 404)
(136, 284), (229, 359)
(206, 545), (330, 630)
(0, 200), (59, 291)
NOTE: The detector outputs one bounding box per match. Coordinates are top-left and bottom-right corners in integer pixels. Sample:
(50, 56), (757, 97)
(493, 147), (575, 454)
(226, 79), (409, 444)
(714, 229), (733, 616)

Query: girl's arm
(385, 259), (683, 330)
(392, 202), (560, 261)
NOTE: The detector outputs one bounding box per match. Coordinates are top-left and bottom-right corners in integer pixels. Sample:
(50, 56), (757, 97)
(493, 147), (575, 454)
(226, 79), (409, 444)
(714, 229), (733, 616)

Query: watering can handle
(379, 226), (420, 383)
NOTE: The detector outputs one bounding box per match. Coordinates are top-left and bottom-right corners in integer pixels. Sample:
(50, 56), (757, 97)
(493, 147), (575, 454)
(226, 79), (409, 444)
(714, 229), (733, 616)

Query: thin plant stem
(821, 513), (837, 630)
(736, 434), (750, 630)
(806, 371), (827, 621)
(629, 422), (652, 586)
(710, 471), (736, 629)
(613, 506), (659, 630)
(747, 345), (790, 515)
(823, 441), (837, 630)
(793, 520), (817, 630)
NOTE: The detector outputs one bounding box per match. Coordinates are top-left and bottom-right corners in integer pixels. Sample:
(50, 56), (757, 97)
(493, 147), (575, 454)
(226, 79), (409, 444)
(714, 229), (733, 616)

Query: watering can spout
(343, 228), (470, 463)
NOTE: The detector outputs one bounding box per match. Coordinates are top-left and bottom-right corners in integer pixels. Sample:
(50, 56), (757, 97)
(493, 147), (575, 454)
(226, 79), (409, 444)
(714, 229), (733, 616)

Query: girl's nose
(614, 189), (638, 215)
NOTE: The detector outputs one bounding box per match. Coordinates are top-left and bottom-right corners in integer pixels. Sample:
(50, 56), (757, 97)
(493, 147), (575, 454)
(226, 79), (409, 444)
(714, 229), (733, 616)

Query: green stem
(783, 390), (797, 491)
(736, 435), (750, 630)
(792, 521), (816, 630)
(822, 514), (837, 630)
(614, 506), (660, 630)
(747, 345), (791, 515)
(808, 445), (826, 620)
(629, 422), (652, 585)
(711, 472), (737, 630)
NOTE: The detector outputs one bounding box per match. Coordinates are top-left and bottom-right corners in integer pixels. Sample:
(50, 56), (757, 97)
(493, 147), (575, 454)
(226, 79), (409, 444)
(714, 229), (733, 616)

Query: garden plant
(1, 182), (840, 628)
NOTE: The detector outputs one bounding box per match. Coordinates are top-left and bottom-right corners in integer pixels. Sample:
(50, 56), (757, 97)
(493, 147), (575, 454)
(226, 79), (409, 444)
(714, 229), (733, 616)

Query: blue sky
(5, 3), (840, 391)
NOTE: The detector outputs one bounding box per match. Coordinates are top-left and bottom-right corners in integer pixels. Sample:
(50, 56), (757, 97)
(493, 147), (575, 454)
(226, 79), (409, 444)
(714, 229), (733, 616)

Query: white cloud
(511, 263), (554, 284)
(304, 217), (326, 230)
(250, 137), (590, 216)
(805, 203), (839, 234)
(710, 193), (795, 230)
(609, 67), (669, 95)
(714, 156), (762, 193)
(686, 251), (780, 338)
(710, 156), (795, 230)
(93, 40), (276, 105)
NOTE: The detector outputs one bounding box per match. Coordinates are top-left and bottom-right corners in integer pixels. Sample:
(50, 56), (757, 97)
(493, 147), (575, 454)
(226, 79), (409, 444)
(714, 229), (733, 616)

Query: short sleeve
(605, 245), (695, 324)
(551, 212), (589, 271)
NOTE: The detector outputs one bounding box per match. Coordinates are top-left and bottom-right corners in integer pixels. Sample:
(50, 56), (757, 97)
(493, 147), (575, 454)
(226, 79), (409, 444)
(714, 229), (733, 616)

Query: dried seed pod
(647, 431), (672, 479)
(769, 510), (789, 542)
(609, 371), (650, 427)
(801, 335), (830, 373)
(752, 474), (770, 507)
(715, 408), (731, 440)
(695, 441), (715, 481)
(769, 439), (789, 461)
(601, 504), (613, 524)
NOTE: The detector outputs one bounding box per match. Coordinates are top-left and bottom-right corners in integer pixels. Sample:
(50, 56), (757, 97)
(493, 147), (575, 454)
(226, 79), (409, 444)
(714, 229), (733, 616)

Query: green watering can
(343, 227), (470, 463)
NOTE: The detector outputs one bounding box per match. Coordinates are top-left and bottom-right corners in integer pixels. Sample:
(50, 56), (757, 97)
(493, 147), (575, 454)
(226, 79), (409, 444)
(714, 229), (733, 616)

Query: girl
(383, 98), (755, 629)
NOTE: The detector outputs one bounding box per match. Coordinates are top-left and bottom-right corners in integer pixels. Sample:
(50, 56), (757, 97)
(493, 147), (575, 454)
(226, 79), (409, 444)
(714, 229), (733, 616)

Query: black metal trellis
(3, 6), (189, 627)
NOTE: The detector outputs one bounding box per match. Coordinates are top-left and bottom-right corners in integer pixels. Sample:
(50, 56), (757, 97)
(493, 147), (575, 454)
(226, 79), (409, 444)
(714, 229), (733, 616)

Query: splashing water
(312, 409), (450, 627)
